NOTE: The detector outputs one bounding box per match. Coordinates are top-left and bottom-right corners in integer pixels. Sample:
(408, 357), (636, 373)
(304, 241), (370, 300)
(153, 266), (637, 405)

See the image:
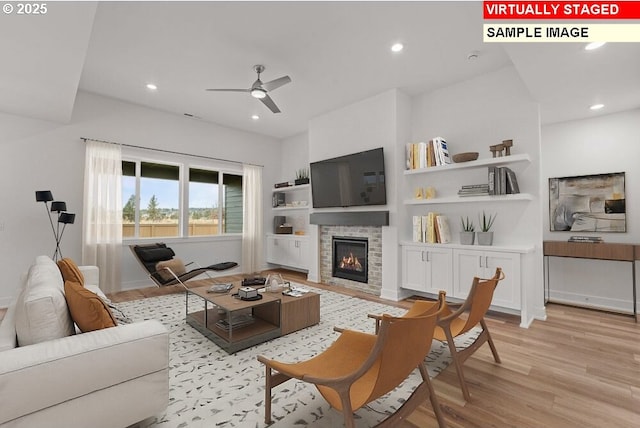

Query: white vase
(477, 231), (494, 246)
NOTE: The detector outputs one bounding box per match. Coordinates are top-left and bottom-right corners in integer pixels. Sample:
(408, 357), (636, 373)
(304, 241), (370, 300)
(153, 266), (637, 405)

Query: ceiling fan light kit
(206, 64), (291, 113)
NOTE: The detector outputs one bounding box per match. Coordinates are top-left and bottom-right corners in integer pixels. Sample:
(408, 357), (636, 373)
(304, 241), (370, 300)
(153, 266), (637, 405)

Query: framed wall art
(549, 172), (626, 232)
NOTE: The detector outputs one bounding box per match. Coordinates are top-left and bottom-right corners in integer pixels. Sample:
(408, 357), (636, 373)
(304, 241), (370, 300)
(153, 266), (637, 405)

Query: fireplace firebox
(332, 236), (368, 283)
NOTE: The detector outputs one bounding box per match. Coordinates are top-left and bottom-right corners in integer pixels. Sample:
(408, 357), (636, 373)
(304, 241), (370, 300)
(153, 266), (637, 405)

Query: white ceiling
(2, 2), (639, 139)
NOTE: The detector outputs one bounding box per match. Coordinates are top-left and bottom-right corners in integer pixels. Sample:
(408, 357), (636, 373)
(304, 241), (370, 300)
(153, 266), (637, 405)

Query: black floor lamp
(35, 190), (76, 261)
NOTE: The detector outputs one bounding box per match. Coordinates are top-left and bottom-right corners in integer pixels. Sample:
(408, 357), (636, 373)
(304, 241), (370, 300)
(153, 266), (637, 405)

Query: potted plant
(460, 216), (475, 245)
(295, 167), (310, 185)
(477, 211), (496, 245)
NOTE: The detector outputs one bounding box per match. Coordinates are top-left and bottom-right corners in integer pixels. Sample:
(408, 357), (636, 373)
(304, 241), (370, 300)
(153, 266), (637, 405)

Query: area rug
(116, 285), (479, 428)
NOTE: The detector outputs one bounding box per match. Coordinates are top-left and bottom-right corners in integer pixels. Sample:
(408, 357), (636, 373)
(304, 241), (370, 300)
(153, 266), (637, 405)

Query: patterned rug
(116, 285), (479, 428)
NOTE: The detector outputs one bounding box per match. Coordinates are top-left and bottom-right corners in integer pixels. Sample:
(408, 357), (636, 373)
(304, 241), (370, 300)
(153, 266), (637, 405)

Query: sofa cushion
(14, 257), (75, 346)
(155, 258), (186, 282)
(64, 281), (117, 332)
(57, 258), (85, 286)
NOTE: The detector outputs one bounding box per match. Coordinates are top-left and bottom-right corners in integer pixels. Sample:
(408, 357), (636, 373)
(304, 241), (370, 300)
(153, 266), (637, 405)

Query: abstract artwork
(549, 172), (626, 232)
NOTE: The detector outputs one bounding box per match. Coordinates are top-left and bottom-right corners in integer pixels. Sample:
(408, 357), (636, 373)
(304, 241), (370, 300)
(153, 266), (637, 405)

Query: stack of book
(215, 313), (255, 331)
(568, 236), (603, 243)
(458, 184), (489, 197)
(412, 213), (451, 244)
(488, 166), (520, 195)
(406, 137), (451, 169)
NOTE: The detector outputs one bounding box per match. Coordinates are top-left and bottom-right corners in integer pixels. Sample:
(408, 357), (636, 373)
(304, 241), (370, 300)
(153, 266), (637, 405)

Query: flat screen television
(310, 147), (386, 208)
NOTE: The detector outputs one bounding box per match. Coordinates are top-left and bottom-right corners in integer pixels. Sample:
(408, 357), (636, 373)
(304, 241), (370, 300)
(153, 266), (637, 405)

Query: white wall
(0, 91), (281, 305)
(541, 109), (640, 312)
(306, 89), (408, 291)
(410, 66), (545, 325)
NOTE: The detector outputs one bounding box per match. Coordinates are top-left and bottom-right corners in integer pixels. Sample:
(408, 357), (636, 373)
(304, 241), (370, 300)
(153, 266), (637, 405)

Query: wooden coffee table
(185, 282), (320, 353)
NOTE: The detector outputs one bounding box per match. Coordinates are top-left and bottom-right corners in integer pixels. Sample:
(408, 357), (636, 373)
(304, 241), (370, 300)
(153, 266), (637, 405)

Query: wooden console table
(543, 241), (637, 321)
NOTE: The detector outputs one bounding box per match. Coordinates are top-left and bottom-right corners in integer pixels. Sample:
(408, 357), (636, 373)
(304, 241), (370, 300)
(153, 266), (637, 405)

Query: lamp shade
(58, 212), (76, 224)
(35, 190), (54, 202)
(51, 201), (67, 212)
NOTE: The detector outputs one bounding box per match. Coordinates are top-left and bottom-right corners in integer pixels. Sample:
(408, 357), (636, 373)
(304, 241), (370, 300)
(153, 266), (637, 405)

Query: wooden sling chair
(257, 311), (447, 428)
(434, 267), (505, 401)
(130, 242), (238, 289)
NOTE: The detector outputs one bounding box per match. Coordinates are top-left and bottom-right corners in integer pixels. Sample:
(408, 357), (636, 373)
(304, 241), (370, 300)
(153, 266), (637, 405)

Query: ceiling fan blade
(205, 88), (250, 92)
(260, 94), (281, 113)
(262, 76), (291, 92)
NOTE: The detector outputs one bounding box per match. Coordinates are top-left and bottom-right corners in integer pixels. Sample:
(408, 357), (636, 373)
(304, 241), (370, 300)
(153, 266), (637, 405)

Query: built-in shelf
(403, 153), (530, 176)
(403, 193), (533, 205)
(272, 184), (310, 192)
(273, 206), (309, 211)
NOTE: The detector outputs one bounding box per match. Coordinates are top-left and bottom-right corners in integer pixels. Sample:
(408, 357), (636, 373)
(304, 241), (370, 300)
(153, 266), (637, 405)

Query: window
(123, 159), (243, 239)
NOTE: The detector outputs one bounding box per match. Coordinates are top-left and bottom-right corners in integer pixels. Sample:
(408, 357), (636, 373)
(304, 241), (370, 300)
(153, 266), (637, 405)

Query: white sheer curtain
(82, 141), (123, 293)
(242, 164), (263, 274)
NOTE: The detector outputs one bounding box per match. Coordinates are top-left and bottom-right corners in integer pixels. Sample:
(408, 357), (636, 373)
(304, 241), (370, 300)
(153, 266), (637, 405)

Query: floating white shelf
(272, 184), (310, 192)
(404, 193), (534, 205)
(403, 153), (530, 175)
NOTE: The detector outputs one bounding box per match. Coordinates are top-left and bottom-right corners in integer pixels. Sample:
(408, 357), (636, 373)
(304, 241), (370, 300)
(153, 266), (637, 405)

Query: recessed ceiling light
(391, 43), (404, 53)
(146, 83), (158, 90)
(251, 114), (260, 120)
(590, 103), (604, 110)
(585, 42), (606, 51)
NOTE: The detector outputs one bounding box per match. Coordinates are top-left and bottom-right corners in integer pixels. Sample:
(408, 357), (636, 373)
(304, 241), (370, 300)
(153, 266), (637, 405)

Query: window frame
(122, 149), (243, 242)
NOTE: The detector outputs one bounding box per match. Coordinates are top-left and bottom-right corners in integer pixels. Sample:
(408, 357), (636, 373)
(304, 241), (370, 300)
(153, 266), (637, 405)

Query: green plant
(296, 167), (309, 180)
(479, 211), (497, 232)
(460, 216), (475, 232)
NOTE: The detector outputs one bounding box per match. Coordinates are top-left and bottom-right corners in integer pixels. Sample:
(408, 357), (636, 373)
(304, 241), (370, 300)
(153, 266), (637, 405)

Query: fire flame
(339, 252), (363, 271)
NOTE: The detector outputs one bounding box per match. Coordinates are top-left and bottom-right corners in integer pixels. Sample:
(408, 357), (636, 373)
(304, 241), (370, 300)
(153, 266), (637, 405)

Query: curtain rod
(80, 137), (263, 168)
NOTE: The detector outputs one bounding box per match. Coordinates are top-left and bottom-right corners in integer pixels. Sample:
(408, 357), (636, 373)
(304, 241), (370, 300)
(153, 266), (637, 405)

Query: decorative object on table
(35, 190), (76, 261)
(549, 172), (626, 232)
(238, 287), (259, 300)
(460, 216), (475, 245)
(477, 211), (496, 246)
(452, 152), (479, 163)
(241, 276), (267, 287)
(502, 139), (513, 156)
(425, 186), (436, 199)
(489, 144), (505, 158)
(294, 167), (310, 185)
(265, 273), (286, 293)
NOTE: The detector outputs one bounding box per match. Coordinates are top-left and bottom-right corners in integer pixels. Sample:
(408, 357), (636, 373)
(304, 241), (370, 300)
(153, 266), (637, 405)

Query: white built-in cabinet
(453, 248), (521, 310)
(266, 234), (309, 271)
(401, 243), (527, 312)
(402, 245), (452, 295)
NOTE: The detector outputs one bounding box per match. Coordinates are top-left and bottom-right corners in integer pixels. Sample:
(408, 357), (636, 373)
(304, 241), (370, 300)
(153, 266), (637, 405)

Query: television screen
(310, 147), (386, 208)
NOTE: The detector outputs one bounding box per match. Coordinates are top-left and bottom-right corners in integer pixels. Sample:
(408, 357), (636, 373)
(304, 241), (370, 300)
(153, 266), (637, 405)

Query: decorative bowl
(452, 152), (479, 163)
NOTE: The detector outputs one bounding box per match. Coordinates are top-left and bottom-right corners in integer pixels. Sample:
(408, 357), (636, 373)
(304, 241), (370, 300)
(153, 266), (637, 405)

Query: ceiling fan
(206, 65), (291, 114)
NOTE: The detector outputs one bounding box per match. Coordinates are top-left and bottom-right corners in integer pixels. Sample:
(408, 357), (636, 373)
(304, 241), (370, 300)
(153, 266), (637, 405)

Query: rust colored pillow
(58, 258), (85, 286)
(64, 280), (117, 332)
(155, 258), (186, 282)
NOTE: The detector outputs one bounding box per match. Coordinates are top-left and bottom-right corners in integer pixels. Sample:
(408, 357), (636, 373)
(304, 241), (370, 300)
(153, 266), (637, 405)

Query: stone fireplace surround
(311, 211), (389, 295)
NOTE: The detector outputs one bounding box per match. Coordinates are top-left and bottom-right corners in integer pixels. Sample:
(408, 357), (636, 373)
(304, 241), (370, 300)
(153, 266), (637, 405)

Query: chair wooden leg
(444, 328), (471, 401)
(339, 391), (356, 428)
(376, 364), (447, 428)
(264, 366), (273, 425)
(481, 319), (501, 364)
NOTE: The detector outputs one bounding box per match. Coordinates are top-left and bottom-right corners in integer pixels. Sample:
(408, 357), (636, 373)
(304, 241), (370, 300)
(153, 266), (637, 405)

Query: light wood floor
(53, 270), (640, 427)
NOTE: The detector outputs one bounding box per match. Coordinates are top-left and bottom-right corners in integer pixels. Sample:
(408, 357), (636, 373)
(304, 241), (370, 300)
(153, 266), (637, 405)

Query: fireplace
(332, 236), (368, 283)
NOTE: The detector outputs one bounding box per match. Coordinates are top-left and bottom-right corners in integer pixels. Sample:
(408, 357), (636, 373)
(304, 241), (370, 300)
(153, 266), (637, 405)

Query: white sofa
(0, 256), (169, 428)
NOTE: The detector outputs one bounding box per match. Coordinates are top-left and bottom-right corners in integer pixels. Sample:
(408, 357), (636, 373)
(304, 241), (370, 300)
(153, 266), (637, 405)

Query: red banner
(484, 1), (640, 19)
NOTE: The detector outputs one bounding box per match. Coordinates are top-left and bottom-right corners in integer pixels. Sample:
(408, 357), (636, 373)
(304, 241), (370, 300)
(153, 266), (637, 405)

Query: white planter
(460, 232), (475, 245)
(477, 231), (494, 246)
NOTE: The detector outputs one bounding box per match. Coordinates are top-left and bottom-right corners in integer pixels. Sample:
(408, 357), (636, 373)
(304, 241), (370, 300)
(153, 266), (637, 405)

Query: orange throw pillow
(64, 280), (117, 332)
(58, 258), (85, 286)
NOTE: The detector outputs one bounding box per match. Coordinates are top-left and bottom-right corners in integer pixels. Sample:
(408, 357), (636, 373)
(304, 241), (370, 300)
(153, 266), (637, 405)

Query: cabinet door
(266, 236), (287, 265)
(453, 249), (483, 299)
(296, 239), (309, 270)
(484, 251), (520, 310)
(424, 247), (453, 295)
(402, 246), (428, 292)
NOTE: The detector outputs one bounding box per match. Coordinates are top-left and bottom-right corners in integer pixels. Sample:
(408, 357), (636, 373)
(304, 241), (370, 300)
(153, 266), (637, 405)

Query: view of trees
(122, 194), (219, 222)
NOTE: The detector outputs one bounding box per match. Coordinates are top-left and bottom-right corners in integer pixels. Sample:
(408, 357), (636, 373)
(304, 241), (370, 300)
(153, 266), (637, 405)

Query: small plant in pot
(295, 167), (310, 185)
(477, 211), (496, 246)
(460, 216), (475, 245)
